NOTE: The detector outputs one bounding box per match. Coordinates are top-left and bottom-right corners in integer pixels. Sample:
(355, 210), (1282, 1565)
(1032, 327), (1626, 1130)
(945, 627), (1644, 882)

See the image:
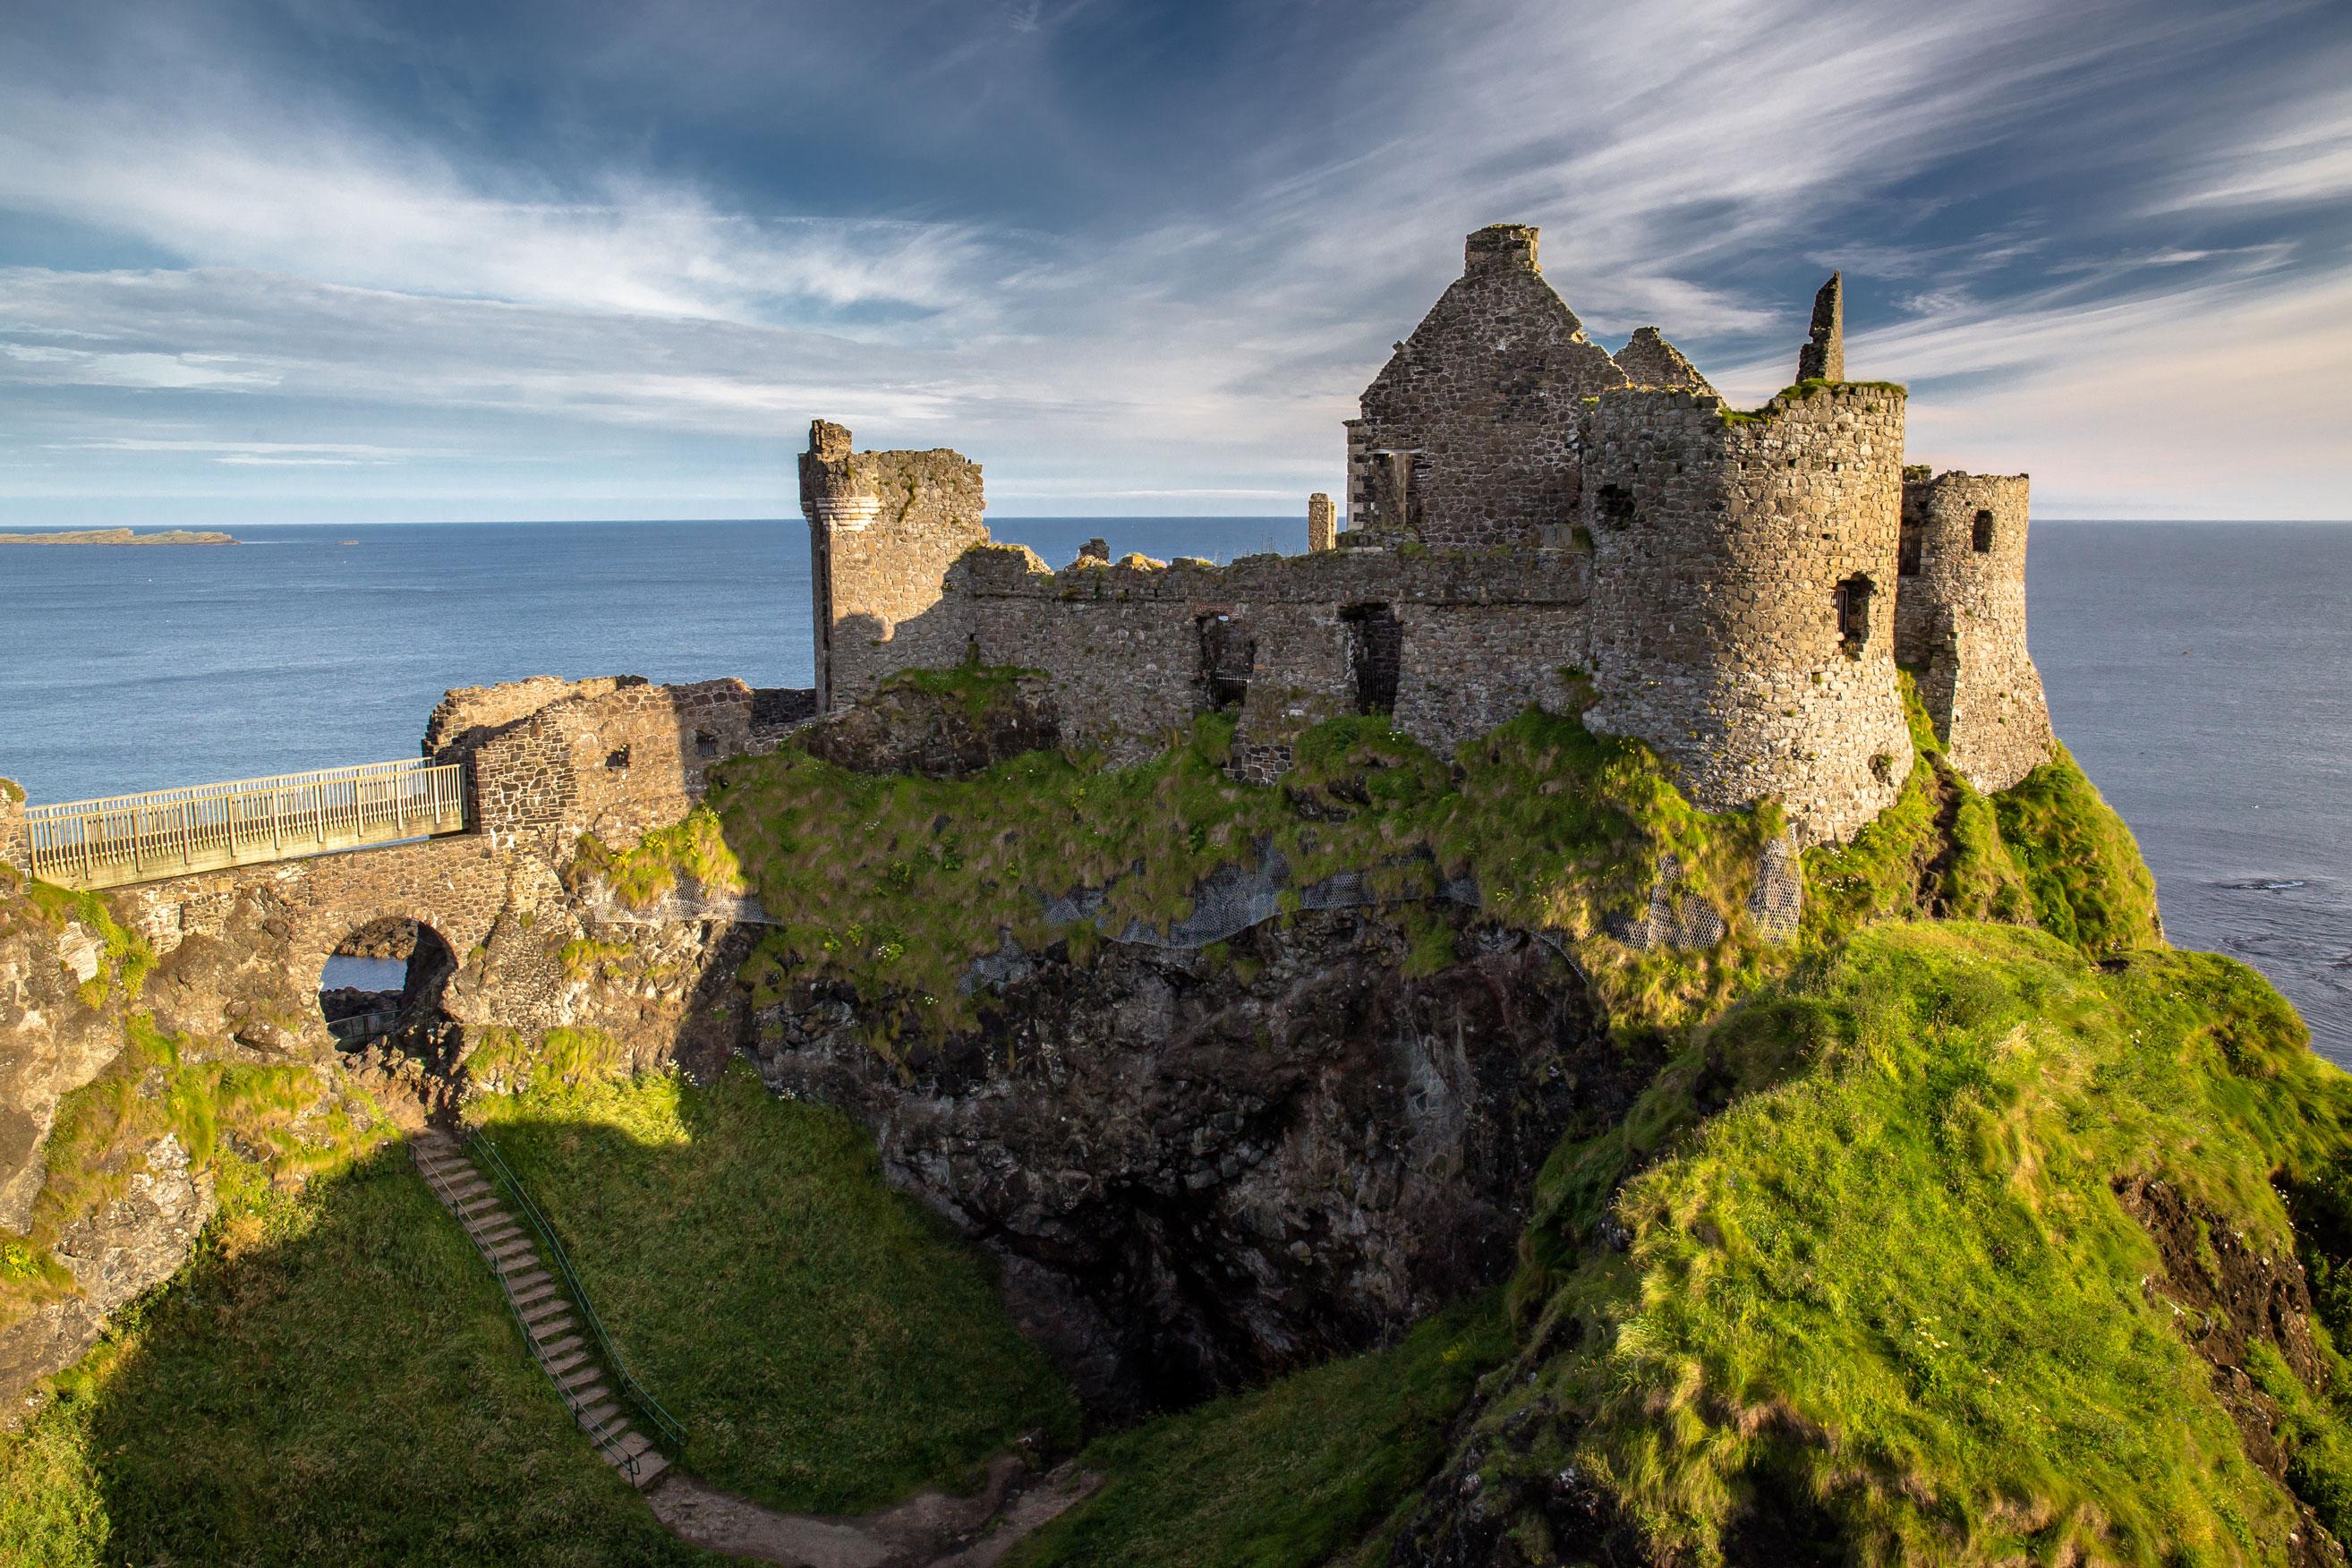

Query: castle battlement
(795, 227), (2053, 845)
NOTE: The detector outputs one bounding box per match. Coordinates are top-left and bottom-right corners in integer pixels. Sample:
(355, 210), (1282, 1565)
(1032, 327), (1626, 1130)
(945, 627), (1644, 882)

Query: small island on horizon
(0, 527), (238, 546)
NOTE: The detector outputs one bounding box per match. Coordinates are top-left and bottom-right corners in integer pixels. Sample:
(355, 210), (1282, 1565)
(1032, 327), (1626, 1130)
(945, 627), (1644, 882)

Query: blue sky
(2, 0), (2348, 524)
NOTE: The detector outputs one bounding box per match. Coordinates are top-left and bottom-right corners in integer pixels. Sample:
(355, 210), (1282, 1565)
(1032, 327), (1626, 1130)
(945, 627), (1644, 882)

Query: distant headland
(0, 527), (237, 546)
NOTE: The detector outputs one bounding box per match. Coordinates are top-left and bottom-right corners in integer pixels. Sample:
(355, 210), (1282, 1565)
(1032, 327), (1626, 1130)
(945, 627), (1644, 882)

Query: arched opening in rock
(319, 917), (459, 1065)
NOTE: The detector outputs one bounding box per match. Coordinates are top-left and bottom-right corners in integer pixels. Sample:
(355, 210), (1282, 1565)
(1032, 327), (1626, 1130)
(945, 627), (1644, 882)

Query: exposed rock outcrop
(742, 904), (1649, 1418)
(0, 895), (126, 1231)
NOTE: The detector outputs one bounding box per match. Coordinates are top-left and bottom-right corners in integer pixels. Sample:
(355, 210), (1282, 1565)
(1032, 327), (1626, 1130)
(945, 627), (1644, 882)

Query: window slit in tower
(1973, 510), (1996, 553)
(1835, 574), (1875, 656)
(1341, 603), (1402, 715)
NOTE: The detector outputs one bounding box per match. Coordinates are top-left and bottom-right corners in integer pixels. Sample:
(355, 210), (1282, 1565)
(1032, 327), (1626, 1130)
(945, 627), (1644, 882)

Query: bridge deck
(23, 759), (469, 891)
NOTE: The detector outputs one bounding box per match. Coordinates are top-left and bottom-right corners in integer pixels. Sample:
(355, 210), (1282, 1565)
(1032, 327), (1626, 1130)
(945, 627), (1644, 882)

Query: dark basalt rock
(742, 904), (1656, 1419)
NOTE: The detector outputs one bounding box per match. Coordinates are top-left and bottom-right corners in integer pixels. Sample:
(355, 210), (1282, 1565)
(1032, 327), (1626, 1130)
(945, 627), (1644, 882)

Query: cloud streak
(0, 0), (2348, 521)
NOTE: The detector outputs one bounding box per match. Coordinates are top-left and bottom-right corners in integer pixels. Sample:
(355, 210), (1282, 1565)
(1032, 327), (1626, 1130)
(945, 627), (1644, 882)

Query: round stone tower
(1895, 470), (2053, 792)
(1581, 383), (1915, 845)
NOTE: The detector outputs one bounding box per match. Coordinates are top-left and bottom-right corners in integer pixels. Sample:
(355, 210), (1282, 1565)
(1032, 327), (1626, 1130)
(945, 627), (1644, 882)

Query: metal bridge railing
(21, 759), (467, 890)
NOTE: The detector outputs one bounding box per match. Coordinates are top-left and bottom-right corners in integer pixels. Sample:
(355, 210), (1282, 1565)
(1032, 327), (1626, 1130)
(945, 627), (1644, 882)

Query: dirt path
(643, 1453), (1099, 1567)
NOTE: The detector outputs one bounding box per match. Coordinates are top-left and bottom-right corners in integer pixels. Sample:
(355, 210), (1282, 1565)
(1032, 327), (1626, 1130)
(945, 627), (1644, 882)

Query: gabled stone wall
(1581, 383), (1915, 845)
(1897, 470), (2053, 792)
(1345, 225), (1628, 551)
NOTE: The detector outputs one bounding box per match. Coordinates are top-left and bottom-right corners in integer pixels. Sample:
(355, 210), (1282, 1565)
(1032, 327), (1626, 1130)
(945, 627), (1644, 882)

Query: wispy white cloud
(0, 0), (2347, 521)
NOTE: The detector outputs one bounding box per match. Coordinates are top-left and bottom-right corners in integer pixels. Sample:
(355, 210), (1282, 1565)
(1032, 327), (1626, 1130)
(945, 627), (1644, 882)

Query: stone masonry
(800, 420), (991, 710)
(1581, 383), (1916, 842)
(1613, 327), (1716, 393)
(1897, 470), (2055, 792)
(1798, 271), (1845, 382)
(1344, 225), (1630, 551)
(789, 227), (2053, 846)
(1308, 492), (1338, 553)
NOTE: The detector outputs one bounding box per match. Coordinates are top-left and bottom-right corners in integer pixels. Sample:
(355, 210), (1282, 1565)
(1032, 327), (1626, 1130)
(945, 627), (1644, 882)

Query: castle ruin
(801, 225), (2054, 844)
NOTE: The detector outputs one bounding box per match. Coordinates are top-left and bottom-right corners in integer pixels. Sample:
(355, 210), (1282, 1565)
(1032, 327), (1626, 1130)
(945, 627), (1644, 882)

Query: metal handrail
(327, 1009), (402, 1043)
(22, 758), (467, 890)
(468, 1131), (689, 1456)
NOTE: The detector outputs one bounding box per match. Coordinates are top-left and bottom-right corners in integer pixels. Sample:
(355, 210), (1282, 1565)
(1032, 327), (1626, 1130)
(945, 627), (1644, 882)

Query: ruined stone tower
(1581, 381), (1916, 843)
(1798, 272), (1845, 381)
(798, 421), (988, 709)
(793, 226), (2051, 849)
(1896, 470), (2054, 792)
(1344, 224), (1628, 550)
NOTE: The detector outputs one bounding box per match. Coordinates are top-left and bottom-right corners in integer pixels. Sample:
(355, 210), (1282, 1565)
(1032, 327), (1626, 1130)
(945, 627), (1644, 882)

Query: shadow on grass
(468, 1062), (1081, 1516)
(0, 1139), (703, 1567)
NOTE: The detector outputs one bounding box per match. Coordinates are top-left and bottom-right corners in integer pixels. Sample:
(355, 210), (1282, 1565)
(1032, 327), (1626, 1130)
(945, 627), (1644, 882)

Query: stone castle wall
(1581, 383), (1916, 844)
(800, 421), (990, 709)
(949, 543), (1590, 771)
(1897, 471), (2053, 792)
(431, 677), (755, 848)
(1345, 225), (1628, 552)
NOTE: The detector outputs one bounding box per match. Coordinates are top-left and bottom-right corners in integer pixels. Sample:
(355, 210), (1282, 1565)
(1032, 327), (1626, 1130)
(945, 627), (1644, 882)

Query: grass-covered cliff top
(1441, 924), (2352, 1565)
(581, 667), (2156, 1055)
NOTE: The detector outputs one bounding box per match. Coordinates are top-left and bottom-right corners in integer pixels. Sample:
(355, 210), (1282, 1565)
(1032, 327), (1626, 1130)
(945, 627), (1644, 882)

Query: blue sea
(3, 518), (2348, 1061)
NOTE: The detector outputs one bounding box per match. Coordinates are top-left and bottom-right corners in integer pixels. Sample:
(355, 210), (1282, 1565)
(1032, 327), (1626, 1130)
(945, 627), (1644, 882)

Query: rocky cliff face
(738, 904), (1649, 1417)
(0, 889), (127, 1233)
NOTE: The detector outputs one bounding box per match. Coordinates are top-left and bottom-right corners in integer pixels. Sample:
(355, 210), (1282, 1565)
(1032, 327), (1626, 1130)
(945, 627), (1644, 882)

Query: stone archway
(318, 917), (457, 1047)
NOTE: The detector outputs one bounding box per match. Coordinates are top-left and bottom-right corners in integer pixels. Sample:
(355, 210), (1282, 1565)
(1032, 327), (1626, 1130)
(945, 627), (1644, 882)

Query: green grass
(468, 1063), (1079, 1513)
(1009, 1296), (1512, 1568)
(2, 1010), (381, 1336)
(1466, 925), (2352, 1566)
(0, 1146), (707, 1566)
(595, 694), (1785, 1049)
(1992, 743), (2164, 956)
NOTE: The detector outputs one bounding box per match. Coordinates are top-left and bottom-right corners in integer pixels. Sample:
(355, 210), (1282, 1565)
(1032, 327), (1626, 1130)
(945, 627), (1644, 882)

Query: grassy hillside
(1413, 925), (2352, 1566)
(0, 1147), (706, 1566)
(1009, 1298), (1510, 1568)
(466, 1063), (1079, 1513)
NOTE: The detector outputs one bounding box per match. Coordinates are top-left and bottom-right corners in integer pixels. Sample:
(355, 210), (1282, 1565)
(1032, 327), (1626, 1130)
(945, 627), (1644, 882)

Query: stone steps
(411, 1133), (672, 1491)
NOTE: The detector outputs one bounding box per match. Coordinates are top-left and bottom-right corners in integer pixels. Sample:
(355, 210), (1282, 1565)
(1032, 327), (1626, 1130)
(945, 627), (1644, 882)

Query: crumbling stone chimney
(1463, 223), (1539, 273)
(1307, 493), (1337, 552)
(1797, 272), (1845, 382)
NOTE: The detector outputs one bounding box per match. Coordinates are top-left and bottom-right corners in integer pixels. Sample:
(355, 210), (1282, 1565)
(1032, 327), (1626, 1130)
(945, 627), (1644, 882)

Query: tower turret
(1581, 382), (1914, 844)
(798, 421), (989, 710)
(1895, 471), (2053, 791)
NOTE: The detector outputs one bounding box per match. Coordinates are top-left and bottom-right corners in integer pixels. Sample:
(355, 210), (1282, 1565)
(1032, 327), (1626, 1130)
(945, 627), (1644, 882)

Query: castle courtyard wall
(949, 545), (1591, 769)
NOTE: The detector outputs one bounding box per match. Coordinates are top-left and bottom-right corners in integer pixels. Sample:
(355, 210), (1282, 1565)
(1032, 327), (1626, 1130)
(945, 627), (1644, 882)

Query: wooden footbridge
(21, 759), (469, 891)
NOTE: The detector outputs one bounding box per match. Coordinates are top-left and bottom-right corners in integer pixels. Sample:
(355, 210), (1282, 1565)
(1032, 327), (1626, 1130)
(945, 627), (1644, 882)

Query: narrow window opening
(606, 746), (632, 771)
(1835, 573), (1875, 656)
(1595, 482), (1638, 529)
(1340, 603), (1402, 715)
(694, 729), (720, 759)
(1197, 614), (1254, 712)
(1972, 509), (1995, 553)
(1897, 522), (1923, 577)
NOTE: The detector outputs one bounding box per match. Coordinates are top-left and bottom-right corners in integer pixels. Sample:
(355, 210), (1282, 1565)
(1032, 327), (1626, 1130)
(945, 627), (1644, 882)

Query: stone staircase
(410, 1129), (671, 1489)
